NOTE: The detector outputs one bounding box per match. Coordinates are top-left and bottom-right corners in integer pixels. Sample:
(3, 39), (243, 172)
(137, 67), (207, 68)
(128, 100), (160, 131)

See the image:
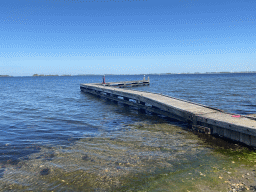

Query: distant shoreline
(0, 75), (13, 77)
(1, 71), (256, 77)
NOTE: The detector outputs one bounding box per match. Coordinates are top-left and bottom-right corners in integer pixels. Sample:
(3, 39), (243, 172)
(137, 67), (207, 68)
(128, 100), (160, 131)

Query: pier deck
(80, 82), (256, 148)
(103, 79), (150, 87)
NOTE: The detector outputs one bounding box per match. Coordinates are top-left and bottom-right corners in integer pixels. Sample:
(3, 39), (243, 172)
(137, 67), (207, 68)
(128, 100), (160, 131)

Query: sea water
(0, 73), (256, 191)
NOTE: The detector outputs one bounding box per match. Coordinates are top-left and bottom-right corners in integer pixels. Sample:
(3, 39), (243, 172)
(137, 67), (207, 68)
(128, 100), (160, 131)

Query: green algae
(40, 169), (120, 191)
(214, 147), (256, 167)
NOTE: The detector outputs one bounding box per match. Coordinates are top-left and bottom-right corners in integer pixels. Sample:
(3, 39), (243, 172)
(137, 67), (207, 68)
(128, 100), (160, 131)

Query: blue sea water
(0, 73), (255, 191)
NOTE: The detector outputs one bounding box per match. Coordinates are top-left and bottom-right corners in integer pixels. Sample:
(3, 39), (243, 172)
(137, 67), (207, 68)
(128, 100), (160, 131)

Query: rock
(82, 155), (90, 161)
(114, 161), (119, 165)
(7, 159), (20, 165)
(40, 168), (50, 176)
(43, 153), (55, 161)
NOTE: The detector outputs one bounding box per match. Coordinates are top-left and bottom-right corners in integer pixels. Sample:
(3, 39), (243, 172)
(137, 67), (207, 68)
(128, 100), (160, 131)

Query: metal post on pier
(102, 75), (106, 84)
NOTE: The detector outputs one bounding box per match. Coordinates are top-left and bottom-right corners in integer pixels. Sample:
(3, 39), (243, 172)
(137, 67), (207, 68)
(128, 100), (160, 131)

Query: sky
(0, 0), (255, 76)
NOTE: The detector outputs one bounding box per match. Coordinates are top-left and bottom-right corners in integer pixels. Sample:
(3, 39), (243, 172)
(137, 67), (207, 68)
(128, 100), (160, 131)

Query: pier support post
(230, 130), (240, 141)
(240, 133), (251, 146)
(112, 94), (118, 103)
(137, 101), (145, 105)
(187, 114), (197, 129)
(94, 90), (101, 97)
(151, 106), (159, 115)
(105, 92), (111, 100)
(123, 97), (130, 106)
(251, 136), (256, 147)
(138, 108), (146, 114)
(137, 100), (146, 113)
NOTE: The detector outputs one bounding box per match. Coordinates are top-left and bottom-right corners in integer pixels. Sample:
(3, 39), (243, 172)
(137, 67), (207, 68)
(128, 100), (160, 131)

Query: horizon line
(1, 71), (256, 77)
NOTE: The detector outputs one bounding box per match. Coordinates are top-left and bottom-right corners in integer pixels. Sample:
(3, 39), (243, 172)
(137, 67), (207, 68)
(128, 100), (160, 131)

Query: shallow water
(0, 74), (256, 191)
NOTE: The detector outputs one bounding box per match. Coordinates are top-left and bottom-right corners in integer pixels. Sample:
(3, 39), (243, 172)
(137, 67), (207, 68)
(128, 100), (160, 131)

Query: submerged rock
(3, 159), (20, 166)
(0, 167), (5, 178)
(40, 168), (50, 176)
(43, 153), (55, 161)
(82, 155), (90, 161)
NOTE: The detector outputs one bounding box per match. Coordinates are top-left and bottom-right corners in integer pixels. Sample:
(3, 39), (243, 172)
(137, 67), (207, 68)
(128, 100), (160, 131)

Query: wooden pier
(103, 79), (150, 88)
(102, 76), (150, 88)
(80, 81), (256, 148)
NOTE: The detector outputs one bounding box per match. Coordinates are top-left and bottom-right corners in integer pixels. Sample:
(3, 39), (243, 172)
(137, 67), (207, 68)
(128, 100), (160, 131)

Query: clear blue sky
(0, 0), (255, 76)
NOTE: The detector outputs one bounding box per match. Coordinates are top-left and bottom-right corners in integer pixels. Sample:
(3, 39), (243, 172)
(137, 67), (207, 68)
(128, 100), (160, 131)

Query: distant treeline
(2, 71), (256, 77)
(32, 74), (99, 76)
(32, 74), (71, 76)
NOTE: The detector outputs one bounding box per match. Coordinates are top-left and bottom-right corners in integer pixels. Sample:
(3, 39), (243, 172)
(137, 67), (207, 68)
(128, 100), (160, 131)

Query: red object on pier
(232, 115), (241, 118)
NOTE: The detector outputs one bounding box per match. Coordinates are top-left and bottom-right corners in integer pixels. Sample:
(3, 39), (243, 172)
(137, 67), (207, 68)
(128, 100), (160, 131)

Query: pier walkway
(80, 82), (256, 148)
(103, 79), (149, 87)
